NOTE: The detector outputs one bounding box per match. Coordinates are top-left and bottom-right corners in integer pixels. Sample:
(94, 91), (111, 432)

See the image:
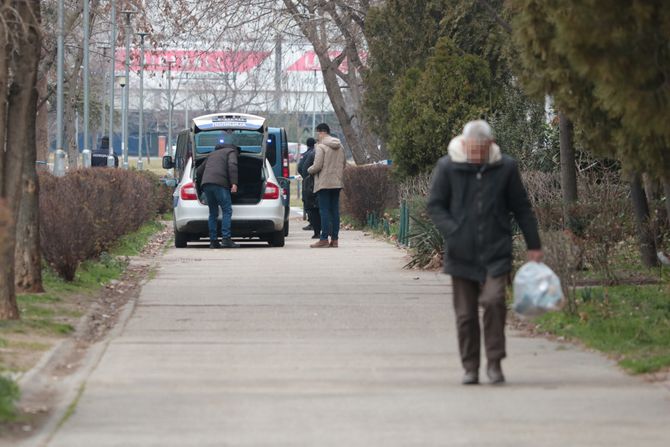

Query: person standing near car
(196, 142), (240, 249)
(427, 120), (542, 385)
(308, 123), (346, 248)
(91, 136), (118, 167)
(298, 137), (321, 239)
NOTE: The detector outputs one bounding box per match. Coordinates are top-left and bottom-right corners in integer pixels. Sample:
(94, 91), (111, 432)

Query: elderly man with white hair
(428, 119), (542, 385)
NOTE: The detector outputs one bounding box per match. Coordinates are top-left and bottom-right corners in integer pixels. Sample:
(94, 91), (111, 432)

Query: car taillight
(180, 181), (198, 200)
(282, 158), (290, 178)
(263, 182), (280, 200)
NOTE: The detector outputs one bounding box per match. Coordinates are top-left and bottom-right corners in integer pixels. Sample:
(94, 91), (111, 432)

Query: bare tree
(0, 0), (42, 319)
(151, 0), (385, 162)
(281, 0), (385, 163)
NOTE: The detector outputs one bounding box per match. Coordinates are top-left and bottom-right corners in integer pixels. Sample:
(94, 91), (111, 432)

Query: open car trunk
(195, 154), (265, 205)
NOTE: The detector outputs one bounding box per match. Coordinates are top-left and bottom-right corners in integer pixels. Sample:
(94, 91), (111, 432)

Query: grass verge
(0, 376), (19, 423)
(534, 284), (670, 374)
(0, 219), (165, 423)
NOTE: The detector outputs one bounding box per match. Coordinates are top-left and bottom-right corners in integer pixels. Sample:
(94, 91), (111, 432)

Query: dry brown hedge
(39, 169), (172, 280)
(342, 164), (398, 224)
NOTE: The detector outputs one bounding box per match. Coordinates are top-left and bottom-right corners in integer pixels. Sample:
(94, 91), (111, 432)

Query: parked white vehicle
(164, 113), (286, 248)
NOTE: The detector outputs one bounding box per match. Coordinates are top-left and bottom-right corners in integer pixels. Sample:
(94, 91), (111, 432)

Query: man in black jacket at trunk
(428, 120), (542, 385)
(196, 143), (239, 249)
(297, 137), (321, 239)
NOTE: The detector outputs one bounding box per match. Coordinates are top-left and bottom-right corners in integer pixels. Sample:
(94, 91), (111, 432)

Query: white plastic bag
(513, 262), (563, 316)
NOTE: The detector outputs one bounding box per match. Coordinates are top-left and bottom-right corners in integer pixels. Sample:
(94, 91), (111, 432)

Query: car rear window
(195, 130), (264, 155)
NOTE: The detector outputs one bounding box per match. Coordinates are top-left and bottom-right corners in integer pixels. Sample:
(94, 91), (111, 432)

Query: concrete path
(43, 228), (669, 446)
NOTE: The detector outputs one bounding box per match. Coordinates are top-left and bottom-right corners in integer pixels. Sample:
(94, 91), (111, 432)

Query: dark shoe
(310, 239), (330, 248)
(221, 238), (240, 248)
(462, 370), (479, 385)
(311, 234), (320, 239)
(209, 240), (223, 249)
(329, 239), (338, 248)
(302, 224), (313, 231)
(486, 360), (505, 384)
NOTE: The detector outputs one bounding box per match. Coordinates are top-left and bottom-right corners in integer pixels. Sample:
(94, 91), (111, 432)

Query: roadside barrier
(366, 200), (410, 247)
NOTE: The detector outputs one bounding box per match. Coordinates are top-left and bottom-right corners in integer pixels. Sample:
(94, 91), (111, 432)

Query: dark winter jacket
(91, 137), (118, 167)
(427, 136), (541, 283)
(298, 147), (318, 209)
(196, 144), (239, 189)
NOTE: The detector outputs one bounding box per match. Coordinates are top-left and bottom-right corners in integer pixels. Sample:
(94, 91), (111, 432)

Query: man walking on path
(428, 120), (542, 385)
(308, 123), (346, 248)
(196, 142), (240, 249)
(298, 137), (321, 239)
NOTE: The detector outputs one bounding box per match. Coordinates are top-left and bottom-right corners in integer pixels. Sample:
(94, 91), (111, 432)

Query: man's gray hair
(463, 120), (494, 141)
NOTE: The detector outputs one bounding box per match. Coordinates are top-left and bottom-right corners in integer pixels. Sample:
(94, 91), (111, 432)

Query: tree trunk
(281, 0), (383, 165)
(15, 169), (42, 293)
(663, 177), (670, 228)
(0, 199), (17, 319)
(36, 76), (49, 165)
(630, 173), (659, 267)
(559, 113), (578, 229)
(7, 0), (42, 303)
(65, 87), (79, 169)
(642, 173), (659, 207)
(15, 63), (43, 292)
(0, 0), (9, 190)
(0, 0), (20, 320)
(318, 56), (374, 165)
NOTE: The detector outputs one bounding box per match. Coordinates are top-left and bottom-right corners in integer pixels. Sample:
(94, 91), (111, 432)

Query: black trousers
(451, 275), (507, 371)
(306, 207), (321, 236)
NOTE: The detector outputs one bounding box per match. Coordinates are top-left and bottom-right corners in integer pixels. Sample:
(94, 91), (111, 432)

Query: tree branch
(476, 0), (512, 34)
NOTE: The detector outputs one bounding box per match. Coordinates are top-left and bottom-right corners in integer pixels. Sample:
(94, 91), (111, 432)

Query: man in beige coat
(307, 123), (347, 248)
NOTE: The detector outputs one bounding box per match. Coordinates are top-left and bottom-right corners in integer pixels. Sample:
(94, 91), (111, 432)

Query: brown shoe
(329, 239), (338, 248)
(310, 239), (330, 248)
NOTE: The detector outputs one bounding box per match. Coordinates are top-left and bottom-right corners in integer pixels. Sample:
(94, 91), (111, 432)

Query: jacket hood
(447, 135), (502, 164)
(320, 135), (342, 150)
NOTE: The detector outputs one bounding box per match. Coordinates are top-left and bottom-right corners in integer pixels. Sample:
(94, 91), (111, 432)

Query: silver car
(165, 113), (286, 248)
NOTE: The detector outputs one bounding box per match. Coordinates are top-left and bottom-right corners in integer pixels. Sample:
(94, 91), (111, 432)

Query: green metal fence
(366, 200), (410, 247)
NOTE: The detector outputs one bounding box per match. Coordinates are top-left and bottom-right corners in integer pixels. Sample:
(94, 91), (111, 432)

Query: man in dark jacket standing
(428, 120), (542, 385)
(297, 137), (321, 239)
(91, 136), (118, 167)
(196, 143), (239, 249)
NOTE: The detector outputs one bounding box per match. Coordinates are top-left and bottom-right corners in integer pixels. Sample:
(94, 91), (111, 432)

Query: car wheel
(269, 230), (285, 247)
(283, 220), (289, 237)
(174, 229), (188, 248)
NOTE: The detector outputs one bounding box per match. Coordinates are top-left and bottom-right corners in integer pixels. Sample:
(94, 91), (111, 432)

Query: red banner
(286, 51), (368, 72)
(115, 49), (271, 73)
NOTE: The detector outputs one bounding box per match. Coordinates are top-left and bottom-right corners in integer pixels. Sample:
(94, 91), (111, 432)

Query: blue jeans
(317, 188), (341, 241)
(203, 184), (232, 240)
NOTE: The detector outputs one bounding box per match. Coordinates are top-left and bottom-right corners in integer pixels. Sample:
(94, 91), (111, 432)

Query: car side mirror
(162, 155), (174, 170)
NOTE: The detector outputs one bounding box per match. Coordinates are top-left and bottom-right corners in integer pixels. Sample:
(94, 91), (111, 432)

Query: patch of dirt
(0, 222), (172, 441)
(0, 334), (54, 373)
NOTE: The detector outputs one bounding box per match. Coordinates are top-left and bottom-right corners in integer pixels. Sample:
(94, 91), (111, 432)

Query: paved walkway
(43, 228), (669, 446)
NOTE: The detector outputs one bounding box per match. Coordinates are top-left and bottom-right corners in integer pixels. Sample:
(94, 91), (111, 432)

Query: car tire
(174, 229), (188, 248)
(269, 230), (285, 247)
(283, 220), (289, 237)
